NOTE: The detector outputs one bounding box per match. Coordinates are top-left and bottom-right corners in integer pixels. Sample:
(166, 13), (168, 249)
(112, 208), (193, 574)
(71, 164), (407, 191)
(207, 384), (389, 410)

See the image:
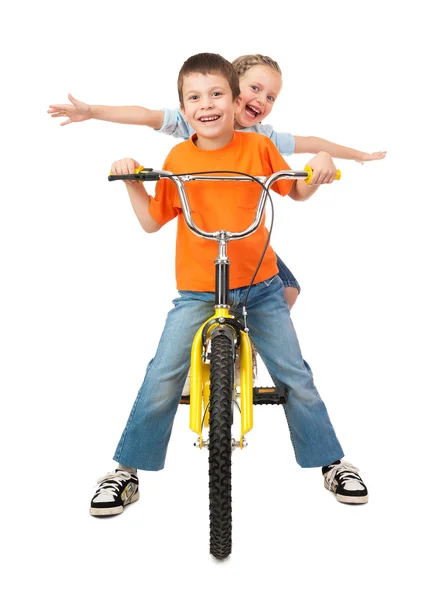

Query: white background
(1, 0), (428, 597)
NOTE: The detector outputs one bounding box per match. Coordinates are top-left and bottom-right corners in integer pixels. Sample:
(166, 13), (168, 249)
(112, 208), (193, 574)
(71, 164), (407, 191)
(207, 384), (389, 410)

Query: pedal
(181, 387), (288, 405)
(252, 386), (287, 405)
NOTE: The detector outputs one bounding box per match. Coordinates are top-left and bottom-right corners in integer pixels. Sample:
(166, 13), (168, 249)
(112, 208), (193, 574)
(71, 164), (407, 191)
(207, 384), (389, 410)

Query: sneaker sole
(90, 491), (140, 517)
(324, 481), (368, 504)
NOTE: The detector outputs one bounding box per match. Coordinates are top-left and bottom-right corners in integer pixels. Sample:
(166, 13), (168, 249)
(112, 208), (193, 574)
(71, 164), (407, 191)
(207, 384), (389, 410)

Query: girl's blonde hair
(232, 54), (282, 78)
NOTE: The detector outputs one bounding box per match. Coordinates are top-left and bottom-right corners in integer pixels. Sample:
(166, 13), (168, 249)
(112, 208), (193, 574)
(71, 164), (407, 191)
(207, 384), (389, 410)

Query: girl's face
(234, 65), (282, 129)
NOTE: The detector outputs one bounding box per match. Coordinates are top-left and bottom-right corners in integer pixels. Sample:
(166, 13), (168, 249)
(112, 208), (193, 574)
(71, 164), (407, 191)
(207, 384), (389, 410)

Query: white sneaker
(322, 461), (368, 504)
(90, 470), (139, 516)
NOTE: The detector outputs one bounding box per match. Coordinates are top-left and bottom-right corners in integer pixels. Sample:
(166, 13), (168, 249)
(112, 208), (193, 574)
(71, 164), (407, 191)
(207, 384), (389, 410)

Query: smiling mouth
(198, 115), (220, 122)
(245, 104), (262, 119)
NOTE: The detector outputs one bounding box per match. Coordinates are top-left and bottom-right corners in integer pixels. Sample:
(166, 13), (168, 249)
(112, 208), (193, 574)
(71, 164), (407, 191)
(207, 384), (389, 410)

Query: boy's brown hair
(178, 53), (241, 106)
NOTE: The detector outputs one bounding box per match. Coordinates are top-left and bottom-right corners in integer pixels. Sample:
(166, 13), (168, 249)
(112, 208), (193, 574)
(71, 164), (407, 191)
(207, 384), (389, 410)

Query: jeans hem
(297, 452), (345, 469)
(113, 453), (166, 472)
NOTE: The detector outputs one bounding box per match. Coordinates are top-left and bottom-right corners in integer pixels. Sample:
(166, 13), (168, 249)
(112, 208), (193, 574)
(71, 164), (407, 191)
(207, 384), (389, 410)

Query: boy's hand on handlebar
(306, 152), (338, 185)
(47, 93), (92, 126)
(111, 158), (141, 183)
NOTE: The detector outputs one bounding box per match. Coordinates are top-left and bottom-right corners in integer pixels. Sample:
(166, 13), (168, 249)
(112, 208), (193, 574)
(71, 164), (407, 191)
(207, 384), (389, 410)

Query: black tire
(209, 331), (234, 560)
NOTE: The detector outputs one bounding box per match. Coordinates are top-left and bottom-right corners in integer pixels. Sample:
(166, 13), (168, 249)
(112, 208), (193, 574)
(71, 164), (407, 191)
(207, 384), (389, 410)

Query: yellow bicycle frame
(189, 307), (253, 448)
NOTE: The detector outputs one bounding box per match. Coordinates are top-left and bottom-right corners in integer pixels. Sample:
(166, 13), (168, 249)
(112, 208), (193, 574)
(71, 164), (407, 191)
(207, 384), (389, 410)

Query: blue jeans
(113, 275), (343, 470)
(275, 253), (301, 294)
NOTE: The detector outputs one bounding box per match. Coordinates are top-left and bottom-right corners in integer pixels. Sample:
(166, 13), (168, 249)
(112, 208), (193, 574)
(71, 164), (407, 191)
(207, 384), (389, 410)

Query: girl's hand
(306, 151), (337, 185)
(355, 151), (387, 164)
(48, 93), (92, 125)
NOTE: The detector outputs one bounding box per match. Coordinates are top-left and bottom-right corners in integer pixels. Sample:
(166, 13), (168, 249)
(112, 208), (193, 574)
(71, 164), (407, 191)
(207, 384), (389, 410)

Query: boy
(90, 53), (368, 516)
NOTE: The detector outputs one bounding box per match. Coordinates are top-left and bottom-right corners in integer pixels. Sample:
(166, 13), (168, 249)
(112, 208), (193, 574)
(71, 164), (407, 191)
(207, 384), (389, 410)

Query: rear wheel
(209, 330), (234, 559)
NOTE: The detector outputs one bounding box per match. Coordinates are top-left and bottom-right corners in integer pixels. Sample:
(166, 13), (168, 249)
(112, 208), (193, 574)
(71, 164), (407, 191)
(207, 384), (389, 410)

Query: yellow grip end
(304, 166), (341, 184)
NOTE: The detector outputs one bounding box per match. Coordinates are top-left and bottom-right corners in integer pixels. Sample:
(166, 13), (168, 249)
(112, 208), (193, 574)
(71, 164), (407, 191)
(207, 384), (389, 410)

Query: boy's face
(234, 65), (282, 129)
(181, 72), (241, 147)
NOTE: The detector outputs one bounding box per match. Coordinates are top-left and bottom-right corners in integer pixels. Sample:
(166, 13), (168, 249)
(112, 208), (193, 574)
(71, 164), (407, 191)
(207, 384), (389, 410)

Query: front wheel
(209, 330), (234, 559)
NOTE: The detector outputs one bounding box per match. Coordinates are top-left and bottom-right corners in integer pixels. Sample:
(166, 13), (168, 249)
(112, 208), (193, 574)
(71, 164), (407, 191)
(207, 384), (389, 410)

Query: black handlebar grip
(108, 168), (160, 182)
(138, 171), (161, 181)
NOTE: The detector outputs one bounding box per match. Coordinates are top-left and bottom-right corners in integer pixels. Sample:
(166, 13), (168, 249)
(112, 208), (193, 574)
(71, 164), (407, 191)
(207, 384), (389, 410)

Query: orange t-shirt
(149, 131), (293, 291)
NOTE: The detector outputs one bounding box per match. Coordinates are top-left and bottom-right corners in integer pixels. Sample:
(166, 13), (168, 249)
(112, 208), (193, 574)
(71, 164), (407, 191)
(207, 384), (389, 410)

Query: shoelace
(95, 471), (132, 496)
(325, 461), (361, 491)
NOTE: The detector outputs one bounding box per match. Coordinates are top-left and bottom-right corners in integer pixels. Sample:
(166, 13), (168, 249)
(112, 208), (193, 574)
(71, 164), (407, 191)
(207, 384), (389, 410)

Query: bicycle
(108, 165), (340, 559)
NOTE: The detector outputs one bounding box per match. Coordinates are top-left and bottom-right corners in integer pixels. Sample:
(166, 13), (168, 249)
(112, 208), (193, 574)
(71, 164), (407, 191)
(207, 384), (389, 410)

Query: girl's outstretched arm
(293, 135), (386, 164)
(48, 93), (164, 128)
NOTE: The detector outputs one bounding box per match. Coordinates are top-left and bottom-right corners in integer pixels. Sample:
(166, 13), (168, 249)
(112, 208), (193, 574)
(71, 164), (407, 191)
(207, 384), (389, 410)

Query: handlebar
(108, 166), (341, 184)
(108, 167), (341, 242)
